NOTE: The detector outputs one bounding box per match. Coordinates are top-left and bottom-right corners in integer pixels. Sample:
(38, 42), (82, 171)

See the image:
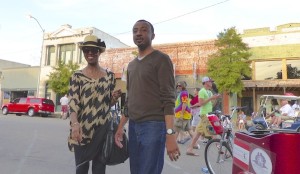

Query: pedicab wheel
(204, 139), (233, 174)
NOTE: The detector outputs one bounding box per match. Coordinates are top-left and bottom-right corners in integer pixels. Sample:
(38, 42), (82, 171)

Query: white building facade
(37, 24), (128, 105)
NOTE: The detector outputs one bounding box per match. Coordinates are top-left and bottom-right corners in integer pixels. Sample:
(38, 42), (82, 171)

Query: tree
(47, 61), (79, 96)
(207, 27), (252, 97)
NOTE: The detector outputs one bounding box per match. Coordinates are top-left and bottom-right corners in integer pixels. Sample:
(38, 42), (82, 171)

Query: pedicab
(246, 95), (300, 132)
(233, 95), (300, 174)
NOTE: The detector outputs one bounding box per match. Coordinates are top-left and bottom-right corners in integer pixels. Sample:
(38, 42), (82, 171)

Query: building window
(45, 83), (51, 99)
(28, 91), (35, 97)
(286, 59), (300, 79)
(45, 83), (51, 98)
(59, 44), (76, 64)
(4, 91), (11, 99)
(46, 46), (56, 66)
(255, 60), (282, 80)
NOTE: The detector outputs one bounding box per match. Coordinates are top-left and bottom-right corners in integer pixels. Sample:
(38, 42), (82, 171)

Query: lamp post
(28, 15), (45, 33)
(28, 15), (45, 97)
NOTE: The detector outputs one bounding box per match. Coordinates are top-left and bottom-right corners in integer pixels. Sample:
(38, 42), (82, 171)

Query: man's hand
(166, 135), (181, 161)
(115, 115), (129, 148)
(212, 94), (221, 100)
(115, 127), (124, 148)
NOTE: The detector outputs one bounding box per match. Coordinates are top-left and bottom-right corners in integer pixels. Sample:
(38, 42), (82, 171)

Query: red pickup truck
(1, 97), (55, 117)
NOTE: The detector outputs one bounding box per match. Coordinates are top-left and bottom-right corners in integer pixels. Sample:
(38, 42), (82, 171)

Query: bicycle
(204, 106), (246, 174)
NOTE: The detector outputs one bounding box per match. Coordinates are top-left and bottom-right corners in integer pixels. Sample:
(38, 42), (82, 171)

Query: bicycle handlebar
(208, 110), (222, 115)
(231, 106), (247, 111)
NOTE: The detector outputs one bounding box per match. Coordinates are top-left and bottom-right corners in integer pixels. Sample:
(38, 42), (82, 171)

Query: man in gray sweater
(115, 19), (180, 174)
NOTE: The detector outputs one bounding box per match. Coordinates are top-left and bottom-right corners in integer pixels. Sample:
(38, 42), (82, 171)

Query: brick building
(1, 23), (299, 115)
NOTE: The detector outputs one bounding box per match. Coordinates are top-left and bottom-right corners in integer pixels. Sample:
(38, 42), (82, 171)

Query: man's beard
(137, 43), (148, 51)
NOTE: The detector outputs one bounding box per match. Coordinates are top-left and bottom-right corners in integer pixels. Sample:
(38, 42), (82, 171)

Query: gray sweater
(126, 50), (175, 122)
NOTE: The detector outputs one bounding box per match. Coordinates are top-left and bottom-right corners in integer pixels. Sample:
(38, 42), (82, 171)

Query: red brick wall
(99, 40), (232, 113)
(100, 40), (217, 78)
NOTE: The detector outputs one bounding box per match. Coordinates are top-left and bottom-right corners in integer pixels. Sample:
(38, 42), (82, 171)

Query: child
(237, 111), (246, 131)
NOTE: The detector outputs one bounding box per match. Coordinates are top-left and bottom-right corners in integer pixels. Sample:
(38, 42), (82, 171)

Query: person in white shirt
(273, 99), (294, 127)
(292, 101), (300, 117)
(60, 94), (69, 119)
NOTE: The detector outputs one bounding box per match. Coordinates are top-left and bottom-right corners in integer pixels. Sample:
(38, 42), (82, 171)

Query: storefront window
(255, 60), (282, 80)
(286, 59), (300, 79)
(28, 91), (35, 97)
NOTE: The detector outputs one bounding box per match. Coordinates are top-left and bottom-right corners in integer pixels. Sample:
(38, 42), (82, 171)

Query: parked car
(1, 97), (55, 117)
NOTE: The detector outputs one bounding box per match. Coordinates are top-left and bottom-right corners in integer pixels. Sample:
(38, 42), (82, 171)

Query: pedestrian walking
(60, 94), (69, 119)
(174, 81), (193, 144)
(190, 87), (201, 132)
(186, 76), (221, 156)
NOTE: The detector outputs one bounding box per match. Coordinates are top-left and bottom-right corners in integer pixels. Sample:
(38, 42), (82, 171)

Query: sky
(0, 0), (299, 66)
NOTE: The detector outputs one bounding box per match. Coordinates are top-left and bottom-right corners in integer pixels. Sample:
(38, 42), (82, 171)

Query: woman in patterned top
(68, 35), (122, 174)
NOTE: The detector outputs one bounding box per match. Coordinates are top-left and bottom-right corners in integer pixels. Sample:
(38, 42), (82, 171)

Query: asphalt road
(0, 113), (227, 174)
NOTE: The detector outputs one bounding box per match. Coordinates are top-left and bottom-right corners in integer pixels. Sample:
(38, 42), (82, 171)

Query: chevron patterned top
(67, 69), (116, 151)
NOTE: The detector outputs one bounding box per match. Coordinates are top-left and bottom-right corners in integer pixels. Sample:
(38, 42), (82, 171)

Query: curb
(51, 112), (62, 118)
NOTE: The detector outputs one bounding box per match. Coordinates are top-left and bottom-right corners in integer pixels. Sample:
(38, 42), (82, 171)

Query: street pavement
(0, 113), (226, 174)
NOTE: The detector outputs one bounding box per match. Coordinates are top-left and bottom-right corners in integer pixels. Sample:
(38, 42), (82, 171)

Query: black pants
(74, 144), (106, 174)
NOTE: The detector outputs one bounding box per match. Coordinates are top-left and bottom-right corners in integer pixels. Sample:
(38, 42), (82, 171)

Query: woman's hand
(112, 89), (122, 100)
(71, 123), (82, 143)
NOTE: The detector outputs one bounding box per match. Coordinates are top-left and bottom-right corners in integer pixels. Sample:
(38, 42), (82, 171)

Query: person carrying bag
(68, 35), (123, 174)
(101, 115), (129, 165)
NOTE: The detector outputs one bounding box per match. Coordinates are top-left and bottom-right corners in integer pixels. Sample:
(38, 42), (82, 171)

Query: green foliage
(207, 27), (252, 97)
(47, 60), (79, 96)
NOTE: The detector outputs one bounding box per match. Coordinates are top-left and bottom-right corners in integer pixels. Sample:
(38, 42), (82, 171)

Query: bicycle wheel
(204, 139), (233, 174)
